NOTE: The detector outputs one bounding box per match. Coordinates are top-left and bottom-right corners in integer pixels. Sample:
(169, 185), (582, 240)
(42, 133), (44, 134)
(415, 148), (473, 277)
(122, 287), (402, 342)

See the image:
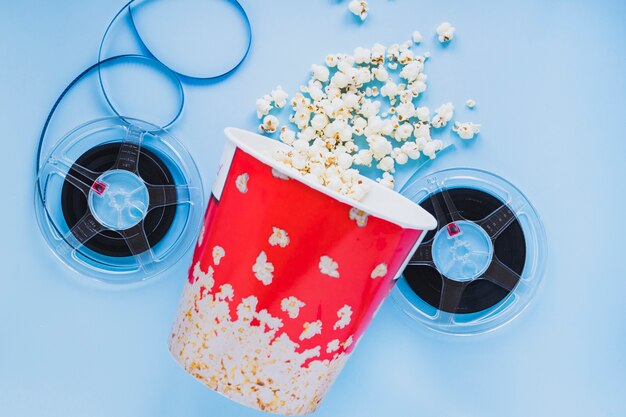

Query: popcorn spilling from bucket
(255, 26), (480, 201)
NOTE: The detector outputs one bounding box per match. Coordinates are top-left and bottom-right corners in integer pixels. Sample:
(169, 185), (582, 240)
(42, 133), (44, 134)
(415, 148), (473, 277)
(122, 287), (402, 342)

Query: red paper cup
(169, 128), (436, 415)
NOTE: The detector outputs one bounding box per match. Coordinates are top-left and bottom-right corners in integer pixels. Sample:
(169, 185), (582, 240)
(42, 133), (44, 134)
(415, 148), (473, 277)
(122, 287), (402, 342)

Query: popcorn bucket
(169, 128), (436, 415)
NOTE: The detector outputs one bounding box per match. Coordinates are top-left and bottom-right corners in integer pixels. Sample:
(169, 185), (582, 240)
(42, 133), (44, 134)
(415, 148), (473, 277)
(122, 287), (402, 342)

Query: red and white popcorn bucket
(169, 128), (436, 415)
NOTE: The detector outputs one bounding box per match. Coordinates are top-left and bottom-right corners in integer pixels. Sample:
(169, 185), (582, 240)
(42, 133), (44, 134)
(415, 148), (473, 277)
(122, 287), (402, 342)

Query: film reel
(392, 168), (546, 335)
(35, 117), (204, 283)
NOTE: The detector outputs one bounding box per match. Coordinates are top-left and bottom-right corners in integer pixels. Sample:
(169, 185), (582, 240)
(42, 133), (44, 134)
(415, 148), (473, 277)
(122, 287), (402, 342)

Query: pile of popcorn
(255, 24), (480, 201)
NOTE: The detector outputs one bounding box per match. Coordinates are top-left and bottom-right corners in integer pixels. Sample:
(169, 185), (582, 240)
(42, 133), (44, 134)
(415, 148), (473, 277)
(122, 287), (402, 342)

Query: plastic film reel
(35, 117), (204, 283)
(392, 168), (546, 335)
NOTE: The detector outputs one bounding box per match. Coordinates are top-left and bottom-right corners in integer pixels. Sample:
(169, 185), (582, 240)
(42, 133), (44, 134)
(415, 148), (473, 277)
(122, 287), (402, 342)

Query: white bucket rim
(224, 128), (437, 231)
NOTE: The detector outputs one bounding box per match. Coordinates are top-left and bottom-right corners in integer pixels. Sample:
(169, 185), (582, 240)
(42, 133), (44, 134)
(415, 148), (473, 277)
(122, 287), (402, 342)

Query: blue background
(1, 0), (625, 416)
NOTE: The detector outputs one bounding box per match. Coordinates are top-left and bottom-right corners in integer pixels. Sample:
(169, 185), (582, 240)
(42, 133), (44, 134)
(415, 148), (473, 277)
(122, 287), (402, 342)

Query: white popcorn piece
(380, 80), (400, 102)
(259, 114), (279, 133)
(334, 304), (353, 330)
(235, 173), (249, 193)
(401, 141), (421, 159)
(269, 227), (290, 248)
(392, 148), (409, 165)
(353, 149), (373, 166)
(279, 126), (296, 145)
(253, 251), (274, 285)
(371, 43), (386, 64)
(453, 121), (481, 140)
(319, 255), (340, 278)
(436, 22), (455, 43)
(280, 296), (305, 319)
(371, 262), (388, 279)
(212, 246), (225, 265)
(300, 320), (323, 340)
(255, 95), (272, 118)
(415, 106), (430, 121)
(354, 47), (371, 64)
(372, 65), (389, 82)
(326, 339), (341, 353)
(412, 30), (423, 44)
(348, 0), (369, 21)
(466, 99), (476, 108)
(271, 85), (289, 108)
(423, 139), (444, 159)
(311, 64), (330, 82)
(368, 135), (392, 159)
(376, 156), (395, 172)
(400, 61), (423, 82)
(349, 207), (369, 227)
(378, 172), (394, 189)
(325, 54), (339, 67)
(431, 102), (454, 128)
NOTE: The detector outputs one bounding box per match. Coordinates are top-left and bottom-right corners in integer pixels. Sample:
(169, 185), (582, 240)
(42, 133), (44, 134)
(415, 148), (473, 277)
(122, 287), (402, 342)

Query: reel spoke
(60, 212), (105, 251)
(120, 223), (157, 273)
(147, 184), (192, 208)
(114, 124), (144, 173)
(438, 280), (468, 314)
(481, 256), (521, 292)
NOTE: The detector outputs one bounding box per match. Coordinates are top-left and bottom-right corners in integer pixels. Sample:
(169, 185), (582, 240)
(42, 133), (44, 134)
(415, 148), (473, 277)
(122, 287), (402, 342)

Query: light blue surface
(1, 1), (625, 416)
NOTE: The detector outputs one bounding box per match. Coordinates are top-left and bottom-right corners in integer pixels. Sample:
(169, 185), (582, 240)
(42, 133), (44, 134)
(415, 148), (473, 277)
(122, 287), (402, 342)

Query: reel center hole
(88, 169), (149, 230)
(432, 220), (494, 282)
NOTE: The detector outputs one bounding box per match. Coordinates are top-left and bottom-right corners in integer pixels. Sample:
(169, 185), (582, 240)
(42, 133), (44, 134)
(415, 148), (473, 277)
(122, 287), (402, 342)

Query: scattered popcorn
(311, 64), (330, 83)
(348, 207), (369, 227)
(348, 0), (368, 21)
(279, 127), (296, 145)
(431, 102), (454, 128)
(377, 172), (394, 189)
(255, 95), (272, 118)
(212, 246), (225, 265)
(252, 251), (274, 285)
(271, 85), (289, 108)
(235, 173), (248, 193)
(334, 304), (353, 330)
(466, 99), (476, 108)
(269, 226), (290, 248)
(259, 114), (279, 133)
(453, 121), (481, 140)
(354, 47), (371, 64)
(423, 139), (444, 159)
(319, 255), (340, 278)
(254, 35), (480, 201)
(281, 296), (305, 319)
(300, 320), (323, 340)
(436, 22), (455, 43)
(371, 262), (388, 279)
